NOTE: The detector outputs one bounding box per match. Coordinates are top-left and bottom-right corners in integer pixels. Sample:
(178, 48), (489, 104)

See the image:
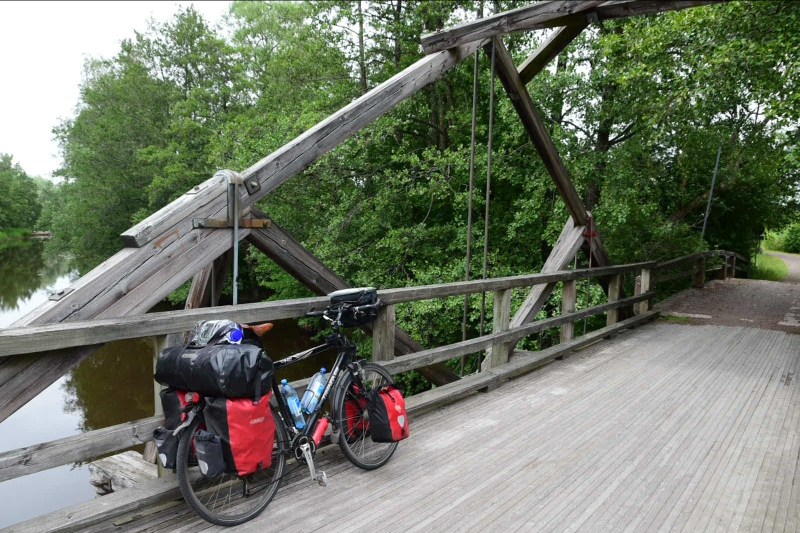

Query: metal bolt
(250, 181), (257, 188)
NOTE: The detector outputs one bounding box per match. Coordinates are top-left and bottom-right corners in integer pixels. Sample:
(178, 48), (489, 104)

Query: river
(0, 239), (325, 528)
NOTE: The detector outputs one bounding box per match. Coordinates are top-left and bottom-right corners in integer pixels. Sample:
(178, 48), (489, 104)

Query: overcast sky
(0, 1), (231, 180)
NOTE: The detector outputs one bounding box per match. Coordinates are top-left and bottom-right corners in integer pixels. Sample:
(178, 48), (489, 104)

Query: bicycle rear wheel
(333, 362), (398, 470)
(176, 406), (287, 526)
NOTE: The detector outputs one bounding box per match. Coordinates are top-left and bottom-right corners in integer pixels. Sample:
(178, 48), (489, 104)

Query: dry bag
(343, 385), (370, 444)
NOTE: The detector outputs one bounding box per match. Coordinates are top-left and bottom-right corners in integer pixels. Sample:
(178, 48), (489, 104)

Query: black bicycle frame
(270, 332), (358, 445)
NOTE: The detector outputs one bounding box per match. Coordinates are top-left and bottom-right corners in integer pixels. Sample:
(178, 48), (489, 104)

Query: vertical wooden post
(606, 274), (621, 327)
(372, 304), (396, 362)
(692, 256), (705, 288)
(560, 279), (576, 348)
(639, 268), (652, 314)
(718, 254), (728, 280)
(730, 255), (736, 279)
(488, 289), (511, 368)
(149, 334), (182, 478)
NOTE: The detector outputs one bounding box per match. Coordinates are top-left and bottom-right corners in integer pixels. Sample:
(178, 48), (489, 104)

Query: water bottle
(301, 367), (327, 414)
(281, 379), (305, 429)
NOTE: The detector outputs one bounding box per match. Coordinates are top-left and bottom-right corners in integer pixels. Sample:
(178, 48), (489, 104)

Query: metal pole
(700, 144), (722, 244)
(232, 183), (239, 306)
(478, 39), (496, 371)
(460, 49), (480, 376)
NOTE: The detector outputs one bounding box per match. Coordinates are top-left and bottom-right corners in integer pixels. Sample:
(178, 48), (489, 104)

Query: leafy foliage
(39, 2), (800, 392)
(0, 154), (42, 230)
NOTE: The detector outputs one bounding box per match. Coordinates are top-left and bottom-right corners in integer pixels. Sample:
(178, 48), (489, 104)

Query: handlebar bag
(204, 393), (276, 476)
(155, 340), (273, 398)
(328, 287), (378, 327)
(366, 384), (409, 443)
(343, 385), (370, 444)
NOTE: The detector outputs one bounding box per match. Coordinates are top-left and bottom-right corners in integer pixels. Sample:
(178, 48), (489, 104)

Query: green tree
(0, 154), (41, 230)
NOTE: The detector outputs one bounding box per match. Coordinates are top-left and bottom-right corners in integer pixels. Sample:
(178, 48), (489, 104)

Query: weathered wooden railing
(0, 249), (746, 532)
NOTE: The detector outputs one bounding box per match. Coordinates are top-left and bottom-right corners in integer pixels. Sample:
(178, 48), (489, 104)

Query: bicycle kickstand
(299, 443), (328, 487)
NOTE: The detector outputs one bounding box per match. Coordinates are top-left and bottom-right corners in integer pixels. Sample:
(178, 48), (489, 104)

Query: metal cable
(477, 39), (496, 371)
(460, 49), (480, 376)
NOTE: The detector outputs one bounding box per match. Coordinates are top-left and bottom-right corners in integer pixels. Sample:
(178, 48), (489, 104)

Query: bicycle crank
(299, 443), (328, 487)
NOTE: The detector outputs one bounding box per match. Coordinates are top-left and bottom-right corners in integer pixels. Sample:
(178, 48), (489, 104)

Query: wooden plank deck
(10, 321), (800, 532)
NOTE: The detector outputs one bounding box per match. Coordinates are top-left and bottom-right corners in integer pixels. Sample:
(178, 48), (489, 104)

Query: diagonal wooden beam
(487, 37), (589, 227)
(510, 217), (585, 333)
(421, 1), (604, 54)
(244, 207), (460, 385)
(518, 23), (587, 84)
(421, 1), (722, 54)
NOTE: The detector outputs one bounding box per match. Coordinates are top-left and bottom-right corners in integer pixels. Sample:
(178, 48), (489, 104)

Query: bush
(783, 223), (800, 253)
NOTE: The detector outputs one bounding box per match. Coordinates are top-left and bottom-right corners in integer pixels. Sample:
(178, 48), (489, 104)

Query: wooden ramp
(14, 321), (798, 533)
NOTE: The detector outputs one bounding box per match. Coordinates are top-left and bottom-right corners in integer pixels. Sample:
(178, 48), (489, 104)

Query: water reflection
(0, 239), (74, 312)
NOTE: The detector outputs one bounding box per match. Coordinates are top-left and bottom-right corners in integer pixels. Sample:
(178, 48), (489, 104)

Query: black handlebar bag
(328, 287), (378, 327)
(154, 339), (273, 398)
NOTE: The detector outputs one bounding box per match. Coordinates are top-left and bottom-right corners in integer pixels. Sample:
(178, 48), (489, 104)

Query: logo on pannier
(250, 416), (266, 425)
(395, 405), (402, 412)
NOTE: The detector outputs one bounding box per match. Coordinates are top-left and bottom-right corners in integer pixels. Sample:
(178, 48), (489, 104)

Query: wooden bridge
(2, 1), (798, 531)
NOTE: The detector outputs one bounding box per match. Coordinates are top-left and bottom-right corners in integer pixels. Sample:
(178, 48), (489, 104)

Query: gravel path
(766, 250), (800, 283)
(656, 252), (800, 333)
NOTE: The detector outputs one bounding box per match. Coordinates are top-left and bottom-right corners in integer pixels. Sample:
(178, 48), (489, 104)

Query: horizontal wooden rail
(0, 262), (655, 358)
(0, 291), (653, 483)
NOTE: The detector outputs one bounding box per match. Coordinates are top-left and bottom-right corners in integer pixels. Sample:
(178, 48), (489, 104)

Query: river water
(0, 239), (323, 528)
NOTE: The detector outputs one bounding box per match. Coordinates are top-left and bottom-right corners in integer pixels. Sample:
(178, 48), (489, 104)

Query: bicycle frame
(270, 331), (359, 447)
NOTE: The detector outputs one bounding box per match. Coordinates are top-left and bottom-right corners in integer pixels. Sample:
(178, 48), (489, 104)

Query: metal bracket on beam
(243, 178), (261, 195)
(48, 287), (74, 301)
(192, 218), (271, 229)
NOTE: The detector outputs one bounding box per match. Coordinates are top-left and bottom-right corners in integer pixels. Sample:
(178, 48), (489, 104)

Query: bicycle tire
(176, 405), (287, 526)
(333, 362), (398, 470)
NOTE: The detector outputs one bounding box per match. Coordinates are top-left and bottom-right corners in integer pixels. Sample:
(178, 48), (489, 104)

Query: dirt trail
(655, 252), (800, 333)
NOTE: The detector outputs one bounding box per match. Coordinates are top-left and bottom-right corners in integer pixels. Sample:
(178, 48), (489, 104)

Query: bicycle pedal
(316, 471), (328, 487)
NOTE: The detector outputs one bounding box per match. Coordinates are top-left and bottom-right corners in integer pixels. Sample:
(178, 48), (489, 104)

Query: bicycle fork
(299, 443), (328, 487)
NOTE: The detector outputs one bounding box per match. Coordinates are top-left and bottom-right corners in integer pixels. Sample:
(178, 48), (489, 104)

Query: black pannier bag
(153, 388), (192, 469)
(204, 394), (276, 476)
(328, 287), (379, 327)
(366, 384), (409, 443)
(193, 430), (226, 478)
(154, 340), (273, 398)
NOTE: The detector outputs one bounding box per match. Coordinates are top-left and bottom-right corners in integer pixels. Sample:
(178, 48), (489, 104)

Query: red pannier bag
(343, 386), (369, 444)
(204, 393), (276, 476)
(366, 384), (409, 442)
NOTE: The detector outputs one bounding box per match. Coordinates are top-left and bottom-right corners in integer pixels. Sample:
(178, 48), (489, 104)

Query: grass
(0, 227), (31, 241)
(750, 253), (788, 281)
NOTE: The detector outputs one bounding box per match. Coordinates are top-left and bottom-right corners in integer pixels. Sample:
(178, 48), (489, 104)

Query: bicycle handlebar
(304, 299), (383, 321)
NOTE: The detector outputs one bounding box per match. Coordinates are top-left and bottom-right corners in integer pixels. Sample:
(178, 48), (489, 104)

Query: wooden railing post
(728, 254), (736, 279)
(639, 268), (652, 314)
(148, 334), (183, 478)
(372, 304), (396, 362)
(560, 280), (577, 345)
(692, 256), (705, 288)
(606, 274), (621, 327)
(487, 289), (512, 368)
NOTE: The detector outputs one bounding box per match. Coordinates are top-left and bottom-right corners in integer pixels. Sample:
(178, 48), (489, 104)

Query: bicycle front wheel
(176, 406), (287, 526)
(333, 361), (398, 470)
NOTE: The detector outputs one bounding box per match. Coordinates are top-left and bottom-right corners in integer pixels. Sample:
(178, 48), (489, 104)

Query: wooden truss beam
(422, 1), (603, 54)
(518, 24), (587, 84)
(510, 217), (585, 334)
(421, 1), (722, 54)
(245, 207), (460, 385)
(487, 37), (588, 227)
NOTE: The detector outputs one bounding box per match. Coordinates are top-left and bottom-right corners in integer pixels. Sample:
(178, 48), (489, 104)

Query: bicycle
(174, 292), (397, 526)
